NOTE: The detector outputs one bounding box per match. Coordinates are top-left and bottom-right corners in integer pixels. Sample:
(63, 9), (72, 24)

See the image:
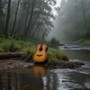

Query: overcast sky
(52, 0), (61, 15)
(56, 0), (61, 7)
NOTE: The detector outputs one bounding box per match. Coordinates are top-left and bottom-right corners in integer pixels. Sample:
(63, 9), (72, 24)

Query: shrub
(0, 47), (4, 53)
(47, 37), (60, 48)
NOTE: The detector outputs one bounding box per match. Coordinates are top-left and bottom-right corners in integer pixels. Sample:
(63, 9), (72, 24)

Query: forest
(51, 0), (90, 45)
(1, 0), (90, 45)
(0, 0), (56, 41)
(0, 1), (90, 90)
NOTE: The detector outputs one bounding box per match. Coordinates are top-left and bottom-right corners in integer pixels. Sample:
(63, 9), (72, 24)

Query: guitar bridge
(37, 54), (43, 57)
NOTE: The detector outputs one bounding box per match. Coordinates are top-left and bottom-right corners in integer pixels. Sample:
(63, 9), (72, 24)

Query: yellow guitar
(33, 29), (48, 63)
(33, 44), (48, 63)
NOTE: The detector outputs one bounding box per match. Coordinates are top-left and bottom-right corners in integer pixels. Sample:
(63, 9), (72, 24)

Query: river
(59, 44), (90, 62)
(0, 45), (90, 90)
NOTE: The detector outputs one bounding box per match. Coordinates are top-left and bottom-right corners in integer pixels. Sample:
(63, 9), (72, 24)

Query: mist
(46, 15), (64, 42)
(47, 0), (90, 44)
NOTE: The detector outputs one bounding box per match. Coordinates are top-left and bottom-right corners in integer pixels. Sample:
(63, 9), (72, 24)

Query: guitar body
(33, 44), (48, 63)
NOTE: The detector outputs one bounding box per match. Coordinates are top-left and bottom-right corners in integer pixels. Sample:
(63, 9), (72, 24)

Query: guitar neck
(41, 29), (47, 44)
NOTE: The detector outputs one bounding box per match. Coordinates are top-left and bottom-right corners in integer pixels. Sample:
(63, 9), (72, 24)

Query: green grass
(0, 38), (35, 52)
(81, 40), (90, 45)
(74, 39), (90, 46)
(47, 48), (68, 64)
(0, 38), (68, 63)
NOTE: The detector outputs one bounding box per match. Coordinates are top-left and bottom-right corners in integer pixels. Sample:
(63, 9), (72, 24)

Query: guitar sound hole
(39, 47), (43, 51)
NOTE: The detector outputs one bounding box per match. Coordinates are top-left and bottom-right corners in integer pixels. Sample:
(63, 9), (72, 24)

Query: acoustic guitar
(33, 29), (48, 63)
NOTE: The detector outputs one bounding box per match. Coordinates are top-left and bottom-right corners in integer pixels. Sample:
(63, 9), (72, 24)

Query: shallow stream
(0, 45), (90, 90)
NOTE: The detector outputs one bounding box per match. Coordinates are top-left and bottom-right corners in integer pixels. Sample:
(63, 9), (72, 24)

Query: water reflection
(0, 65), (47, 90)
(0, 75), (3, 90)
(50, 69), (90, 90)
(0, 65), (90, 90)
(32, 65), (47, 90)
(0, 72), (20, 90)
(32, 65), (47, 77)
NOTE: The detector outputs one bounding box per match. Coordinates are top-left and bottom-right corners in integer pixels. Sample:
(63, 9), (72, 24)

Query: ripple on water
(84, 80), (90, 89)
(49, 64), (90, 90)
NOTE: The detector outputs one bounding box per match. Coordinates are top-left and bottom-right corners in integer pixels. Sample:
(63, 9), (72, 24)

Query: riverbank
(0, 39), (85, 69)
(0, 38), (68, 61)
(0, 59), (85, 71)
(74, 39), (90, 46)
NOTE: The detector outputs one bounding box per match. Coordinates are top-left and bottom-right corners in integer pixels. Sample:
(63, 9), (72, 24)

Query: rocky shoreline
(0, 59), (85, 71)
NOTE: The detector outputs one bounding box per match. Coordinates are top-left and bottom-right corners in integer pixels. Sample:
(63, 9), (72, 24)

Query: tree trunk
(1, 16), (4, 33)
(31, 22), (42, 38)
(81, 0), (86, 31)
(11, 0), (20, 37)
(7, 73), (12, 90)
(23, 0), (36, 40)
(4, 0), (11, 38)
(22, 3), (31, 39)
(35, 27), (42, 40)
(0, 52), (25, 59)
(28, 16), (40, 37)
(0, 75), (3, 90)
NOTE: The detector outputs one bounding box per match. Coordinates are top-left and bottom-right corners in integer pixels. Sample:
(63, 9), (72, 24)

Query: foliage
(74, 39), (90, 45)
(47, 37), (60, 48)
(0, 0), (56, 40)
(47, 48), (68, 64)
(0, 0), (3, 16)
(82, 40), (90, 45)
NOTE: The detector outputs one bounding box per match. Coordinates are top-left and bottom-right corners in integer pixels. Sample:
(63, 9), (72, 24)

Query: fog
(47, 0), (90, 43)
(46, 15), (64, 42)
(0, 0), (90, 43)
